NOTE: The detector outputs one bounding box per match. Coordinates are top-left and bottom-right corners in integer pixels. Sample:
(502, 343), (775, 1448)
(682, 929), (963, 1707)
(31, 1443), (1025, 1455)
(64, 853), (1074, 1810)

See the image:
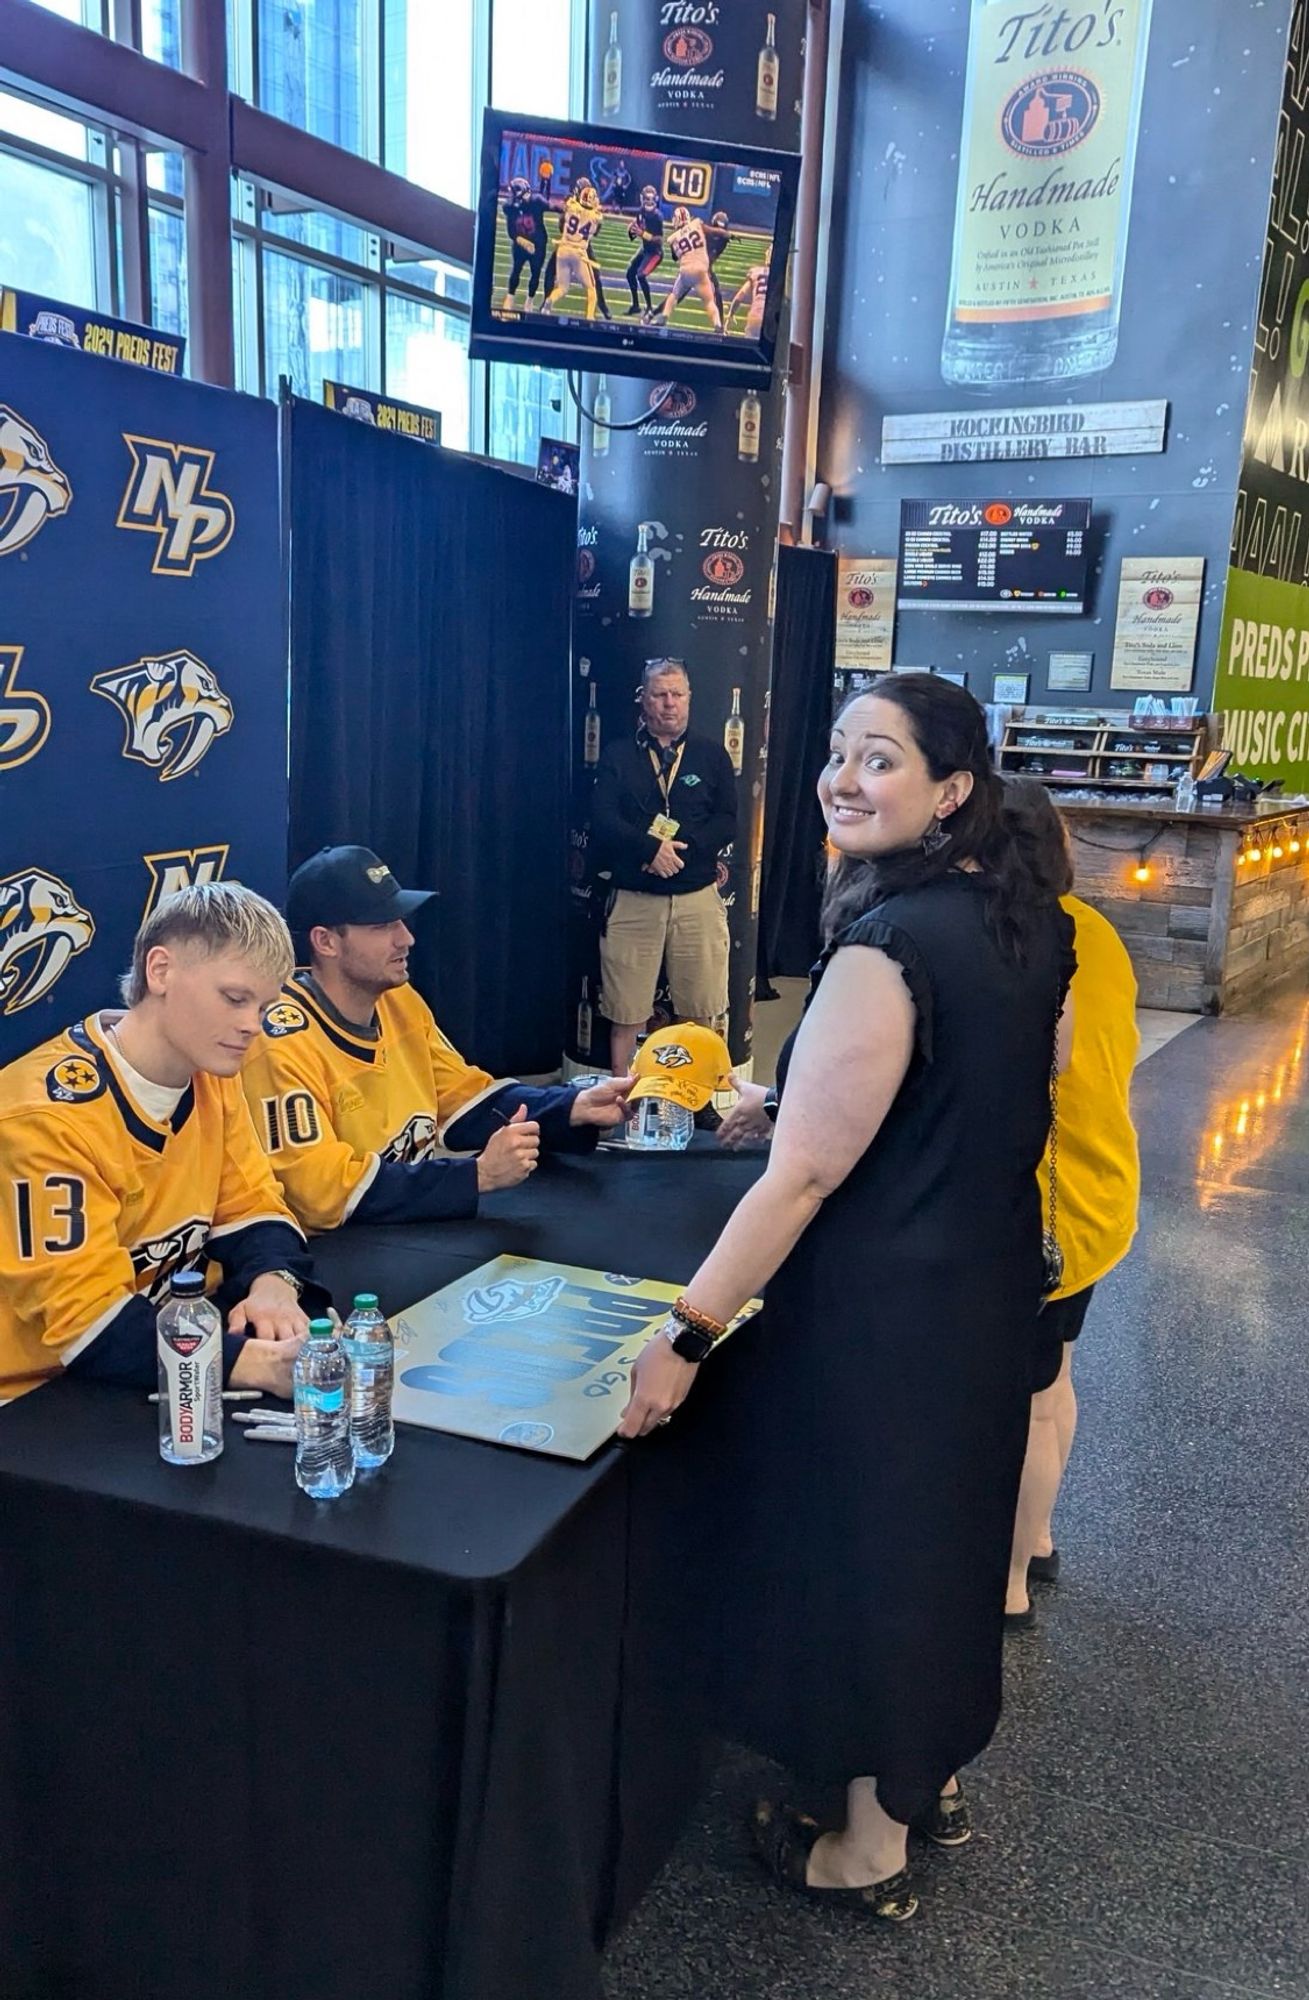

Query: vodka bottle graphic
(942, 0), (1153, 386)
(584, 681), (601, 764)
(629, 523), (654, 617)
(738, 391), (761, 462)
(724, 687), (745, 775)
(603, 11), (622, 117)
(756, 12), (779, 121)
(576, 977), (593, 1058)
(592, 374), (611, 457)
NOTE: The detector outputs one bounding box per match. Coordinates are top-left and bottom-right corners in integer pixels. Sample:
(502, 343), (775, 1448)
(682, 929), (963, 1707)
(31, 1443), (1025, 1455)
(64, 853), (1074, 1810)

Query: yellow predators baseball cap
(628, 1024), (734, 1112)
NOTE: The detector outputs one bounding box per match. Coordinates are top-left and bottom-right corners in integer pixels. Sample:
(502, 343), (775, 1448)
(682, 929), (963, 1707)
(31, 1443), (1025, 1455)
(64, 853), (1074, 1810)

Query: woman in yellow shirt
(1002, 781), (1141, 1627)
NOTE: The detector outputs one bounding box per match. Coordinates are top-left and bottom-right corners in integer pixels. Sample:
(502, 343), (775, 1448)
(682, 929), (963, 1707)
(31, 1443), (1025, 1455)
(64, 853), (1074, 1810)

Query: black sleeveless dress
(701, 874), (1074, 1825)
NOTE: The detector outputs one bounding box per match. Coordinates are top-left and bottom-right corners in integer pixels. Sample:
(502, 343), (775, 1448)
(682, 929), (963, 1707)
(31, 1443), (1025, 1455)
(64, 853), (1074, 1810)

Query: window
(488, 361), (571, 469)
(259, 0), (374, 161)
(0, 147), (101, 304)
(148, 204), (187, 339)
(141, 0), (183, 69)
(491, 0), (574, 119)
(263, 249), (376, 402)
(383, 0), (476, 204)
(386, 294), (471, 449)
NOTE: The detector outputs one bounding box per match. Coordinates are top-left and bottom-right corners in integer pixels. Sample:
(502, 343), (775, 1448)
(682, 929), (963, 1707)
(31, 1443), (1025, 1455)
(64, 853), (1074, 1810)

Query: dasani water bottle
(343, 1291), (394, 1469)
(294, 1318), (355, 1499)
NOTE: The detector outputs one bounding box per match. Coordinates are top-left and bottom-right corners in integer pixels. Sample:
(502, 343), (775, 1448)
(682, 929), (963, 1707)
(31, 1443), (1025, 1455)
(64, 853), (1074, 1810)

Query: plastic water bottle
(343, 1292), (394, 1470)
(157, 1270), (223, 1465)
(626, 1098), (694, 1150)
(293, 1318), (355, 1500)
(1174, 769), (1197, 812)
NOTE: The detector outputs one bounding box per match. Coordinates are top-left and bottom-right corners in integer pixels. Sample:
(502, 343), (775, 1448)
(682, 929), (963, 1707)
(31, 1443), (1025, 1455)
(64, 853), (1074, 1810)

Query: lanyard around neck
(646, 738), (685, 811)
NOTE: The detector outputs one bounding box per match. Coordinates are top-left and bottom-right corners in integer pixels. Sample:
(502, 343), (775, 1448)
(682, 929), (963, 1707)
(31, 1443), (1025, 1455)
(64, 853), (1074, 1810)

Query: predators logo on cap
(629, 1024), (732, 1112)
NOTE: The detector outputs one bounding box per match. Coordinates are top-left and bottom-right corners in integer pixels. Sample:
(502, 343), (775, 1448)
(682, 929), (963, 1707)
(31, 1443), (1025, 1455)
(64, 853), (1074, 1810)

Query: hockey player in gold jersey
(242, 847), (632, 1233)
(0, 885), (328, 1404)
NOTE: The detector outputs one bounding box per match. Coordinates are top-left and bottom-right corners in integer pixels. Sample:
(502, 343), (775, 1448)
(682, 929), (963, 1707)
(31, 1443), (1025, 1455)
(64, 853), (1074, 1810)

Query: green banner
(1214, 563), (1309, 785)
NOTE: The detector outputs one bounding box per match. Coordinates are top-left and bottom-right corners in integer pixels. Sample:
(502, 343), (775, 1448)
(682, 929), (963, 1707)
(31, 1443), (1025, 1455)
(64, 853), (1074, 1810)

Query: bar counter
(1059, 798), (1309, 1013)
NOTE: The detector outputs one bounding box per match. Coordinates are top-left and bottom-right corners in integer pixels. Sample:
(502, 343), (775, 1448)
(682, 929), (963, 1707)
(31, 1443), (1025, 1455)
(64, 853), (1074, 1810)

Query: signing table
(0, 1144), (762, 2000)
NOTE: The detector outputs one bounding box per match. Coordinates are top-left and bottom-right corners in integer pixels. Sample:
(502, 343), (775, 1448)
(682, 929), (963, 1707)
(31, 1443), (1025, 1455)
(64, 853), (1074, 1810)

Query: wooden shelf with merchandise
(997, 708), (1212, 794)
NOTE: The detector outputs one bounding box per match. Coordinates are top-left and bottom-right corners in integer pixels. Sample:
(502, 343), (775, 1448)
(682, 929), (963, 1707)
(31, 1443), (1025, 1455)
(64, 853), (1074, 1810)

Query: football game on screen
(488, 127), (783, 347)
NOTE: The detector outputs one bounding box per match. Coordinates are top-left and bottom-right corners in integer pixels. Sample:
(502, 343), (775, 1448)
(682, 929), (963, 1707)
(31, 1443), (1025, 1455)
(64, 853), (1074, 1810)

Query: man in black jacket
(591, 659), (737, 1076)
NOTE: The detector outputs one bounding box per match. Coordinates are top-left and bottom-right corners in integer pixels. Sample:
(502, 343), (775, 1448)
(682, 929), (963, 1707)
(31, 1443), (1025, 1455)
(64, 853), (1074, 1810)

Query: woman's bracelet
(670, 1295), (728, 1340)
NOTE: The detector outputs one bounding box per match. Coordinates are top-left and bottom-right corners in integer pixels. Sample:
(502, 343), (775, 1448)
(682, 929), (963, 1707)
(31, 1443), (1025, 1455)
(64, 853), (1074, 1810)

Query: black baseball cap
(286, 846), (436, 932)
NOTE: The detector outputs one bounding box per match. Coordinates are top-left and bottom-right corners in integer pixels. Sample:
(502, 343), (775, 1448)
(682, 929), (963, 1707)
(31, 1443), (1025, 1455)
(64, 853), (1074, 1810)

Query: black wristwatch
(762, 1089), (780, 1125)
(662, 1316), (717, 1364)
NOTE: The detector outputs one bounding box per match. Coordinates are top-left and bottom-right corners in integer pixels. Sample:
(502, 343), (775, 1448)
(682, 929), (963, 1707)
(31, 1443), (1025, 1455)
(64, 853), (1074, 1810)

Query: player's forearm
(350, 1155), (480, 1224)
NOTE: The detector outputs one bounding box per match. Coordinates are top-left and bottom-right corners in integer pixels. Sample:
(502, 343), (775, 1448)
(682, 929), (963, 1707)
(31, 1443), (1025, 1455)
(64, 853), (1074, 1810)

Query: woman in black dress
(620, 674), (1073, 1920)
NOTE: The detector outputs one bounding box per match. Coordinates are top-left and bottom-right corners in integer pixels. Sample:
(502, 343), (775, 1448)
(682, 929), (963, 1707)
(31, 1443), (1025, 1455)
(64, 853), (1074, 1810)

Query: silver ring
(658, 1416), (673, 1426)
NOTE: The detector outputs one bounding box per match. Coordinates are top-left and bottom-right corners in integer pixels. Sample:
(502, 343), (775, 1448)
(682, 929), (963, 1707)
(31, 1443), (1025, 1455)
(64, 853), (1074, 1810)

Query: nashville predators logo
(116, 435), (234, 577)
(381, 1114), (439, 1166)
(46, 1053), (106, 1104)
(263, 1000), (309, 1037)
(129, 1217), (210, 1303)
(653, 1041), (694, 1068)
(91, 651), (234, 781)
(0, 405), (72, 558)
(142, 845), (230, 919)
(0, 867), (95, 1017)
(464, 1275), (567, 1325)
(0, 644), (51, 770)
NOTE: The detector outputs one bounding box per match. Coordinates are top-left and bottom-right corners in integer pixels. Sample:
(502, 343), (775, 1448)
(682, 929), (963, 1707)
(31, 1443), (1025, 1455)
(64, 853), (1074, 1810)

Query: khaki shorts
(600, 883), (730, 1025)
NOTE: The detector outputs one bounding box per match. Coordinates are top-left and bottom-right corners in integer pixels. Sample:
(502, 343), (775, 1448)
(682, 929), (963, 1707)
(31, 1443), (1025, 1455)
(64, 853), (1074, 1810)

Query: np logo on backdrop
(0, 645), (51, 769)
(0, 405), (72, 557)
(116, 435), (235, 576)
(143, 846), (230, 920)
(91, 651), (234, 780)
(0, 867), (95, 1017)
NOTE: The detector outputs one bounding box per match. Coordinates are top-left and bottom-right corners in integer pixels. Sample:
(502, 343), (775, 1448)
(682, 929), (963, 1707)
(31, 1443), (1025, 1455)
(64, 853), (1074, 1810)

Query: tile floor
(604, 987), (1309, 1998)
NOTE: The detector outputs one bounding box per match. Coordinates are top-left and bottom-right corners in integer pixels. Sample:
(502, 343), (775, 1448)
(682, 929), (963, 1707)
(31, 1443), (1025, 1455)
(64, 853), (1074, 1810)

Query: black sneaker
(912, 1782), (973, 1848)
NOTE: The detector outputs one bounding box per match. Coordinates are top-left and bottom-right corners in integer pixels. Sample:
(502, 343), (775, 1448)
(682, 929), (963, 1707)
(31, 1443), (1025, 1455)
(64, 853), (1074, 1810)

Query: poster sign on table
(389, 1254), (759, 1460)
(835, 557), (897, 672)
(2, 286), (184, 375)
(1110, 557), (1204, 691)
(322, 380), (441, 444)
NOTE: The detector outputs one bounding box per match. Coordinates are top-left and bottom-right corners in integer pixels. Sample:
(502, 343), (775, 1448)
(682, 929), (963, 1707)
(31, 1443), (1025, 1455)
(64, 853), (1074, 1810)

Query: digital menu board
(898, 498), (1091, 614)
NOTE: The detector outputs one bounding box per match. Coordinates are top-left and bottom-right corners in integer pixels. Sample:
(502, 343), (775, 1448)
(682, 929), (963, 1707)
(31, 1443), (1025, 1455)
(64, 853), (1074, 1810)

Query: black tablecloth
(0, 1144), (763, 2000)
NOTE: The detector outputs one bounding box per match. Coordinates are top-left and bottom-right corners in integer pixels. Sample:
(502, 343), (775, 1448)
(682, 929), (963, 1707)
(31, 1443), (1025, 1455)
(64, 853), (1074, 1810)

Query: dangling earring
(921, 815), (952, 857)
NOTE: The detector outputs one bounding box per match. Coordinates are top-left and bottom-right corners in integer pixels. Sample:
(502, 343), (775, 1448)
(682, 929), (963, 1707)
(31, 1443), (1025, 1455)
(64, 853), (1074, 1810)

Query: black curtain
(758, 545), (836, 984)
(284, 394), (575, 1076)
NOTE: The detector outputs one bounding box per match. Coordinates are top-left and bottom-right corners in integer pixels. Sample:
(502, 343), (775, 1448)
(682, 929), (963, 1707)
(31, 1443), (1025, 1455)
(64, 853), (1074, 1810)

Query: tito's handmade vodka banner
(943, 0), (1154, 386)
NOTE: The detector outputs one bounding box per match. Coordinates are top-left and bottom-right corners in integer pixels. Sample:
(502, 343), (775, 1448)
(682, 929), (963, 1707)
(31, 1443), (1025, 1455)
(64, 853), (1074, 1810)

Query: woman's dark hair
(1001, 775), (1075, 898)
(820, 673), (1057, 959)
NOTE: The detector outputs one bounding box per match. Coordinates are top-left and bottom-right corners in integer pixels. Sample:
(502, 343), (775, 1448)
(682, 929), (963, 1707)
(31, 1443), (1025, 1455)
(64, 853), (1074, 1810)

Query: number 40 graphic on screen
(663, 161), (711, 206)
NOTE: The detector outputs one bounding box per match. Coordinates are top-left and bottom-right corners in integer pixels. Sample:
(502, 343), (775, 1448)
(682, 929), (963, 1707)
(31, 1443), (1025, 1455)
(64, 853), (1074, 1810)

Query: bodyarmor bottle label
(944, 0), (1152, 384)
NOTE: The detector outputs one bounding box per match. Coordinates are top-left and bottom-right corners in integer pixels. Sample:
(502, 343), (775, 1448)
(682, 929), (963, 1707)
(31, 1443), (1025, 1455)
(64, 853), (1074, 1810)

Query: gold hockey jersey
(241, 977), (498, 1233)
(0, 1014), (305, 1400)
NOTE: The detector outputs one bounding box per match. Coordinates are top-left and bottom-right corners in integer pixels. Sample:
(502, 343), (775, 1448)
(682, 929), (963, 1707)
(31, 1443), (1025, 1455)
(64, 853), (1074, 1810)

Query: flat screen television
(897, 498), (1092, 614)
(469, 109), (800, 389)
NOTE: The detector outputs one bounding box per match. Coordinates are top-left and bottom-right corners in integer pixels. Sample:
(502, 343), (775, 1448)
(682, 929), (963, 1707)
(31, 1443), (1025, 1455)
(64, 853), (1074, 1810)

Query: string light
(1133, 855), (1151, 884)
(1249, 843), (1264, 864)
